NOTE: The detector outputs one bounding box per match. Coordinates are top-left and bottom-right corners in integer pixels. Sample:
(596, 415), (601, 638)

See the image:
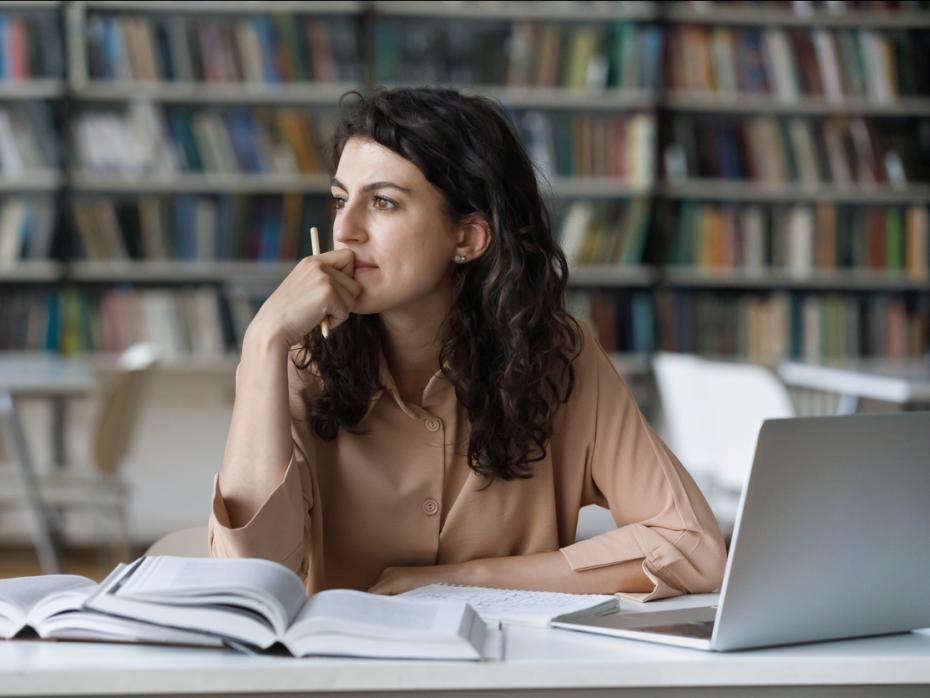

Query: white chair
(145, 525), (209, 557)
(653, 352), (795, 533)
(0, 343), (159, 565)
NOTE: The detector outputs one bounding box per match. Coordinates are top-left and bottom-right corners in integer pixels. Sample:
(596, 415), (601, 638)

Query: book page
(114, 556), (307, 634)
(400, 584), (617, 627)
(289, 589), (440, 637)
(0, 575), (95, 637)
(282, 590), (484, 660)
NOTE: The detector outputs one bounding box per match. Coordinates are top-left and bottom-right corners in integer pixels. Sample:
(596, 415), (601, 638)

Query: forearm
(217, 327), (294, 528)
(457, 551), (653, 595)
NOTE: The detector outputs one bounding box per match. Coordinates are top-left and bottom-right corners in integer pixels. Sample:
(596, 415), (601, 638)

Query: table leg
(836, 393), (859, 415)
(0, 391), (61, 574)
(47, 396), (69, 551)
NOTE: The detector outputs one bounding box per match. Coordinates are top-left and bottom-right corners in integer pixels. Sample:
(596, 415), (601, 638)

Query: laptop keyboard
(635, 621), (715, 640)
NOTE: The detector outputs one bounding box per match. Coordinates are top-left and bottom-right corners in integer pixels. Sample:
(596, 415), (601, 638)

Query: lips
(355, 261), (378, 269)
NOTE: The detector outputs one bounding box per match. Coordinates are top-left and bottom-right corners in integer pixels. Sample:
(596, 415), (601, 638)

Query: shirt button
(422, 498), (439, 516)
(424, 416), (441, 432)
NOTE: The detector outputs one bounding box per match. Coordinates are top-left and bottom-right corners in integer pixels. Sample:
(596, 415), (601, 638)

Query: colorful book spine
(85, 13), (360, 84)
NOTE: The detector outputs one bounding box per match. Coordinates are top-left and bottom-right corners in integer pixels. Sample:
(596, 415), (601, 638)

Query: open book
(401, 584), (619, 628)
(83, 556), (486, 660)
(0, 572), (222, 647)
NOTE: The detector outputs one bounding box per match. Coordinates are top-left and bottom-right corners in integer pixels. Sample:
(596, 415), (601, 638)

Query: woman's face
(331, 137), (459, 316)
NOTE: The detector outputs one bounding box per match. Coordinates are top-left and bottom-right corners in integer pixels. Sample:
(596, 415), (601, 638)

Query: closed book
(885, 208), (904, 271)
(905, 205), (928, 277)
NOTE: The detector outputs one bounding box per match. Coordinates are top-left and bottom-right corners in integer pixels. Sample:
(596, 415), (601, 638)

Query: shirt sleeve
(207, 360), (314, 578)
(559, 333), (727, 601)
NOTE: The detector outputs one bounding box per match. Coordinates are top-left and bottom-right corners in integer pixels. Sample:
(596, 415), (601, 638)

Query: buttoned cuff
(208, 460), (306, 572)
(559, 523), (690, 601)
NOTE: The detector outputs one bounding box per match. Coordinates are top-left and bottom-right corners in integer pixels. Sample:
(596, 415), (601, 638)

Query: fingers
(321, 278), (356, 330)
(328, 266), (362, 298)
(318, 247), (355, 274)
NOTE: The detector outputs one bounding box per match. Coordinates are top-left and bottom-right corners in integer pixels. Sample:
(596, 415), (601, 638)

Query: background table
(0, 355), (95, 573)
(778, 358), (930, 414)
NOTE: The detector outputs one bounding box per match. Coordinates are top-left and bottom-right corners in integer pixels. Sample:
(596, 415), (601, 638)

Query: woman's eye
(332, 196), (346, 209)
(374, 196), (396, 210)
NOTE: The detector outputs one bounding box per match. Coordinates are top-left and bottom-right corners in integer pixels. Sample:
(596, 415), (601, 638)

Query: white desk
(0, 355), (95, 574)
(2, 626), (929, 696)
(2, 594), (930, 697)
(778, 358), (930, 415)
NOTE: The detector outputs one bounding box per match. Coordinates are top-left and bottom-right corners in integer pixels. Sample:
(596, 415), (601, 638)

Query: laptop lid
(712, 412), (930, 651)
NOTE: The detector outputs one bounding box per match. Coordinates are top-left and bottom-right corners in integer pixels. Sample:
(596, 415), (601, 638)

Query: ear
(453, 214), (492, 263)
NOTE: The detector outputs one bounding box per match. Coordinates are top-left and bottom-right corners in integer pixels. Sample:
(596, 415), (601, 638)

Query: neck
(378, 283), (452, 405)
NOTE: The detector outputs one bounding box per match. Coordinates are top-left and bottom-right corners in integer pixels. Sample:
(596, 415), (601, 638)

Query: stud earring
(453, 255), (467, 264)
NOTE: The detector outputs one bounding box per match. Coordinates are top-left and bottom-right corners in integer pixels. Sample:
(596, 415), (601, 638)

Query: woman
(210, 87), (726, 600)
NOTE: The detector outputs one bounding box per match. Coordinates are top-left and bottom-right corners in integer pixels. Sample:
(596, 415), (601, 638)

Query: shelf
(0, 79), (66, 99)
(545, 177), (652, 198)
(72, 81), (360, 104)
(381, 83), (656, 110)
(662, 268), (930, 291)
(665, 6), (930, 29)
(68, 260), (296, 282)
(0, 261), (65, 282)
(658, 180), (930, 204)
(81, 1), (364, 14)
(0, 172), (63, 192)
(568, 265), (657, 288)
(70, 172), (332, 194)
(372, 1), (658, 21)
(662, 92), (930, 117)
(0, 1), (61, 8)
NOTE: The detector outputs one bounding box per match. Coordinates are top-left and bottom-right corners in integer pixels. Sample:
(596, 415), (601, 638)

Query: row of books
(0, 14), (62, 80)
(0, 196), (55, 263)
(3, 284), (927, 361)
(519, 112), (654, 181)
(85, 13), (360, 84)
(678, 1), (930, 17)
(664, 202), (929, 274)
(567, 289), (656, 354)
(69, 195), (330, 262)
(657, 290), (930, 362)
(556, 199), (650, 265)
(0, 287), (236, 357)
(72, 103), (331, 176)
(665, 25), (929, 100)
(0, 105), (56, 173)
(373, 20), (662, 90)
(665, 114), (926, 185)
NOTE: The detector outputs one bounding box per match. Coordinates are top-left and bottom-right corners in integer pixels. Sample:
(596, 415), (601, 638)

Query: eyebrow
(330, 178), (412, 194)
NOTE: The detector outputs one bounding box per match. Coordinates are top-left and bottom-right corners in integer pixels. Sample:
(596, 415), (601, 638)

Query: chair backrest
(93, 343), (159, 475)
(699, 359), (795, 490)
(652, 352), (718, 482)
(653, 352), (795, 492)
(145, 525), (210, 557)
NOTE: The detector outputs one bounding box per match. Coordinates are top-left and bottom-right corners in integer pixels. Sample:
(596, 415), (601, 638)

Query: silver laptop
(553, 412), (930, 651)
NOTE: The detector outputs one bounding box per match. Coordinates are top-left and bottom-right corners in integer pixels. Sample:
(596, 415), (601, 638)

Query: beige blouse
(209, 321), (726, 600)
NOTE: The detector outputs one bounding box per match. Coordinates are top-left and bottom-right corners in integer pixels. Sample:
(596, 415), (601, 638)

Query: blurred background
(0, 0), (928, 579)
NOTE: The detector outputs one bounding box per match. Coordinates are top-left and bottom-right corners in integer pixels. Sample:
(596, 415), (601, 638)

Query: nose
(333, 199), (369, 246)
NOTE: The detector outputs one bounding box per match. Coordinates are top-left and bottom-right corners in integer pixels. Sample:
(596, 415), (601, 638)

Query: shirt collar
(367, 351), (450, 420)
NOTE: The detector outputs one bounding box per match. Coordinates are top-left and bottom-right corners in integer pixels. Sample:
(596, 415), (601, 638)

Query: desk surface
(2, 594), (930, 697)
(778, 358), (930, 404)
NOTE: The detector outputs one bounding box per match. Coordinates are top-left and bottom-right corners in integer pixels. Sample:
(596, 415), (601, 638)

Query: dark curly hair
(294, 87), (581, 481)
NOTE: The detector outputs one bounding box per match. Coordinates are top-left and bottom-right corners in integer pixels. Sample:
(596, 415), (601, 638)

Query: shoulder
(569, 318), (617, 384)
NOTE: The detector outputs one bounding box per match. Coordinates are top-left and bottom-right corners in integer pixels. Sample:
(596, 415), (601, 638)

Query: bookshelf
(0, 0), (928, 370)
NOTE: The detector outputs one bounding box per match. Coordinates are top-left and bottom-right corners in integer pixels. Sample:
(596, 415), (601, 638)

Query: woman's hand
(246, 248), (361, 348)
(368, 563), (472, 595)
